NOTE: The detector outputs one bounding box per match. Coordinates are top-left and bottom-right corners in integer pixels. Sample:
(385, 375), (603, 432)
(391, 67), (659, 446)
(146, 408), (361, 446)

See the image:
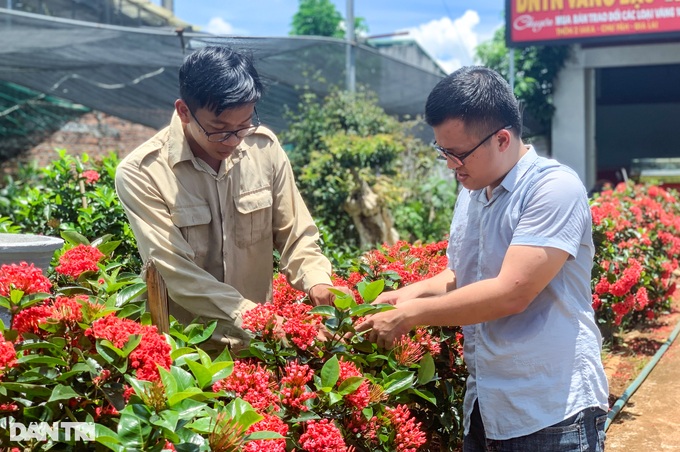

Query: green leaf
(348, 304), (379, 317)
(151, 409), (180, 432)
(208, 361), (234, 384)
(175, 398), (207, 420)
(244, 431), (285, 441)
(320, 355), (340, 388)
(357, 279), (385, 303)
(383, 370), (415, 395)
(171, 365), (196, 392)
(187, 321), (217, 345)
(337, 376), (365, 395)
(309, 305), (336, 316)
(117, 412), (150, 449)
(159, 366), (178, 398)
(409, 387), (438, 405)
(95, 424), (123, 452)
(16, 355), (68, 367)
(167, 387), (204, 406)
(224, 398), (263, 432)
(47, 384), (80, 402)
(61, 230), (90, 245)
(115, 283), (147, 307)
(185, 360), (213, 390)
(0, 382), (52, 397)
(328, 391), (343, 406)
(417, 353), (436, 385)
(185, 416), (214, 433)
(213, 346), (233, 363)
(333, 292), (353, 310)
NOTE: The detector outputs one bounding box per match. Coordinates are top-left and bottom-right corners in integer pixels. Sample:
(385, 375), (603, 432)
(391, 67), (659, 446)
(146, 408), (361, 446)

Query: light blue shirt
(447, 147), (609, 440)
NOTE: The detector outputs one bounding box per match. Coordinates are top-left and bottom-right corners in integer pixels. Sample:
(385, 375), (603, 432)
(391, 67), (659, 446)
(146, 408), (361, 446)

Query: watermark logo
(9, 421), (95, 441)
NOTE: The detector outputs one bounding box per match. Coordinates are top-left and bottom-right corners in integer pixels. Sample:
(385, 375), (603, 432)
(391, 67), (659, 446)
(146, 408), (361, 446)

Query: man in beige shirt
(115, 45), (338, 348)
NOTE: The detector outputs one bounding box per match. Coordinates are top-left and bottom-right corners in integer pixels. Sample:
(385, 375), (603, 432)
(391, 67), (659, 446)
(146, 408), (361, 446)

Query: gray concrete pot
(0, 233), (64, 325)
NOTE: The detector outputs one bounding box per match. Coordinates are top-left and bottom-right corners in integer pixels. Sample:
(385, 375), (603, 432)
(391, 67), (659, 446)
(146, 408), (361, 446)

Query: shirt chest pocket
(234, 188), (273, 248)
(170, 204), (212, 261)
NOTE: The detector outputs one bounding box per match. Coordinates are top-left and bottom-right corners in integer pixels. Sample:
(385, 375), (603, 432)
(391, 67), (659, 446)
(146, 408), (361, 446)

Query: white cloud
(407, 10), (481, 74)
(205, 17), (236, 35)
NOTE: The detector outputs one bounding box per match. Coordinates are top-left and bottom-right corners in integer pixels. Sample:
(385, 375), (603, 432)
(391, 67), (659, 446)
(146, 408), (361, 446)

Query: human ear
(175, 99), (191, 124)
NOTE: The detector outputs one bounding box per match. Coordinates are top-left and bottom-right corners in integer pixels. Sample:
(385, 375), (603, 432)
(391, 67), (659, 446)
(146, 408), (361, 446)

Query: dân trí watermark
(8, 421), (95, 442)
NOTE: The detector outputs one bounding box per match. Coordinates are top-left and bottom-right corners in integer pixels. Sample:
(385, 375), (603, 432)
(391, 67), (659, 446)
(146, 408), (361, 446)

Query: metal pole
(509, 47), (515, 92)
(6, 0), (12, 9)
(162, 0), (174, 13)
(345, 0), (356, 93)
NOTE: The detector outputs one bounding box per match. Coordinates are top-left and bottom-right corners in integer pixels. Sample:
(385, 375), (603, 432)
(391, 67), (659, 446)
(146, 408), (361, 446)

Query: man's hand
(372, 287), (412, 306)
(355, 306), (415, 350)
(309, 284), (353, 307)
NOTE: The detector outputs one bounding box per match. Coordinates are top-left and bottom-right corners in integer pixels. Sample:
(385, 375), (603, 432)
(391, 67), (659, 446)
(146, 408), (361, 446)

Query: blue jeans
(463, 400), (607, 452)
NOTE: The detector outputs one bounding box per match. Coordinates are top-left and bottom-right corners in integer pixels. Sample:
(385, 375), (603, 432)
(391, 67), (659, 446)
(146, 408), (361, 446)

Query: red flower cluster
(590, 183), (680, 329)
(55, 244), (105, 279)
(361, 240), (448, 286)
(212, 360), (278, 412)
(338, 358), (370, 410)
(0, 262), (52, 296)
(384, 404), (428, 452)
(243, 278), (322, 351)
(0, 338), (17, 373)
(299, 419), (347, 452)
(86, 314), (171, 381)
(279, 361), (316, 413)
(81, 170), (100, 184)
(243, 413), (288, 452)
(11, 295), (86, 339)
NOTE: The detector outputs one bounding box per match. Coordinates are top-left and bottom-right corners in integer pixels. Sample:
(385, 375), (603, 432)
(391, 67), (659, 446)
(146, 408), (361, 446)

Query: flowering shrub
(231, 240), (466, 451)
(0, 235), (461, 450)
(0, 150), (140, 273)
(590, 182), (680, 339)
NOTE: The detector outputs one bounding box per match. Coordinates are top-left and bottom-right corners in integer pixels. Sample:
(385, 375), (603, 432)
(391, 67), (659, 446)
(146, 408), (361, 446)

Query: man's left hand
(309, 284), (353, 306)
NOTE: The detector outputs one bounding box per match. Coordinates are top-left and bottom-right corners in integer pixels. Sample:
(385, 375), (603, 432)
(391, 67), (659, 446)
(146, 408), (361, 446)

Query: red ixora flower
(86, 314), (171, 381)
(212, 360), (279, 412)
(55, 244), (105, 279)
(0, 262), (52, 297)
(0, 338), (18, 372)
(81, 170), (100, 184)
(243, 413), (288, 452)
(299, 419), (347, 452)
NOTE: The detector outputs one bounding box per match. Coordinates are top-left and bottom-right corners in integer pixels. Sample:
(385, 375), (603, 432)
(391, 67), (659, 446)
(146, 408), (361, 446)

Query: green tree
(281, 88), (456, 251)
(290, 0), (368, 38)
(475, 25), (570, 137)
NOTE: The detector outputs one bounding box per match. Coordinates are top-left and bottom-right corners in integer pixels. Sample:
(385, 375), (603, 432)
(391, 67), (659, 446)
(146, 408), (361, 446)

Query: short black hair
(179, 45), (263, 115)
(425, 66), (522, 137)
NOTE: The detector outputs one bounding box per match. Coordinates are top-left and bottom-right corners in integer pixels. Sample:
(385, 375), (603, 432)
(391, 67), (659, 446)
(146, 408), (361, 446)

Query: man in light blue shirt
(357, 66), (609, 451)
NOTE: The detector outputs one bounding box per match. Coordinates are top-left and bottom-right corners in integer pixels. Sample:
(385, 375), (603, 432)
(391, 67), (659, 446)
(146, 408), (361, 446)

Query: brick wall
(3, 111), (160, 171)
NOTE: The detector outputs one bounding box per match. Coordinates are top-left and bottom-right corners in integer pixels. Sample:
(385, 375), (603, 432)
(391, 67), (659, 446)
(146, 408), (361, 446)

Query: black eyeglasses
(433, 125), (512, 166)
(190, 108), (260, 143)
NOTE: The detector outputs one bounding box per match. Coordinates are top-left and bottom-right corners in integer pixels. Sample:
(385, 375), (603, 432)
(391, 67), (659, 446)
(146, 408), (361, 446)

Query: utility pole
(346, 0), (355, 93)
(162, 0), (174, 14)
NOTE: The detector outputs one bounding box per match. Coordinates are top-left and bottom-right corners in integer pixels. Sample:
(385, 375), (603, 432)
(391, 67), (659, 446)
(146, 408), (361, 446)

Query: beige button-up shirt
(115, 113), (332, 346)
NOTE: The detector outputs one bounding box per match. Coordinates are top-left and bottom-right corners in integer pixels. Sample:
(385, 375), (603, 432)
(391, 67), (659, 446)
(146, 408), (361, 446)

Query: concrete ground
(606, 329), (680, 450)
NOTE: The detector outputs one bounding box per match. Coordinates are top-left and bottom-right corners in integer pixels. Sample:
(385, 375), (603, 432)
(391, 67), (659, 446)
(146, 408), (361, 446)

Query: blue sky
(151, 1), (506, 73)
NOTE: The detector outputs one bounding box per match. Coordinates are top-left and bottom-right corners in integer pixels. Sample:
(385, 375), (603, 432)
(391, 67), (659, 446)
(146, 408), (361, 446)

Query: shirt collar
(469, 145), (538, 203)
(166, 111), (248, 169)
(167, 111), (195, 168)
(499, 145), (538, 193)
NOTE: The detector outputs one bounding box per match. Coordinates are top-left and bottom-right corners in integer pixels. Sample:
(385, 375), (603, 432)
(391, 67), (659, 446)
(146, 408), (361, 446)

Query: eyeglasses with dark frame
(433, 125), (513, 166)
(189, 108), (260, 143)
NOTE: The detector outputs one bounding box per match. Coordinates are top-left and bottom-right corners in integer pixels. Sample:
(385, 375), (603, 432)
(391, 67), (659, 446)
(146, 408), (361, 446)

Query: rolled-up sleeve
(270, 144), (333, 293)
